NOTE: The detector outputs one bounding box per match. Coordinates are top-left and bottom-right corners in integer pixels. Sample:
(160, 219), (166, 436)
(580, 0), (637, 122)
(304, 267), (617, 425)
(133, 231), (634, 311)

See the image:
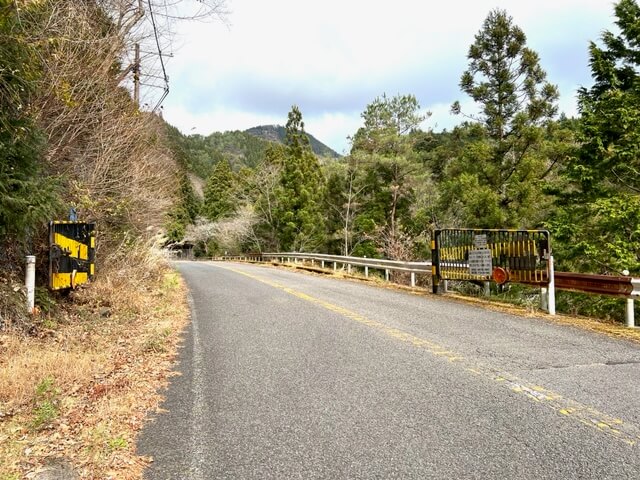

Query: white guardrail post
(25, 255), (36, 314)
(627, 298), (635, 328)
(547, 255), (556, 316)
(628, 277), (638, 328)
(540, 287), (548, 311)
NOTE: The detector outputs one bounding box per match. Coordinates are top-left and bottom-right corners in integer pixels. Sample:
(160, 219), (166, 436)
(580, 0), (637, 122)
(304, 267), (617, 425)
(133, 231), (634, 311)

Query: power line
(147, 0), (169, 112)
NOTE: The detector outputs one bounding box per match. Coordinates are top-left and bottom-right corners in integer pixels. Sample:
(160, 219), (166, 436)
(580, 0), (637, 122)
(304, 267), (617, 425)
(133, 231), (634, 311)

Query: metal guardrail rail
(262, 252), (431, 272)
(554, 272), (637, 297)
(261, 252), (431, 287)
(213, 252), (431, 286)
(212, 252), (639, 327)
(554, 271), (639, 328)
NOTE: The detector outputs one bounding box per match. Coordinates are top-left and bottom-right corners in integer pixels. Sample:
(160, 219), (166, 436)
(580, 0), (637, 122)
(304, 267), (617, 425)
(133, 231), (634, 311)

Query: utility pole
(133, 42), (140, 107)
(134, 0), (143, 107)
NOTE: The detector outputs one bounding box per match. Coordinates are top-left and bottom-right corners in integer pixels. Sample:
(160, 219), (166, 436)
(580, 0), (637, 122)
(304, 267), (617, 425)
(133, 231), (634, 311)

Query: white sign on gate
(473, 234), (488, 249)
(468, 249), (492, 276)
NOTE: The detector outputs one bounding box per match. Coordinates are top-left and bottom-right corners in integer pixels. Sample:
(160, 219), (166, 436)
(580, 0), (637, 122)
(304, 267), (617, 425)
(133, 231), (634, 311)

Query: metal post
(133, 43), (140, 107)
(626, 299), (635, 328)
(347, 264), (352, 274)
(442, 280), (448, 293)
(25, 256), (35, 314)
(431, 233), (441, 294)
(411, 272), (416, 287)
(623, 270), (635, 328)
(540, 287), (548, 311)
(365, 266), (369, 278)
(321, 260), (325, 269)
(333, 262), (337, 272)
(385, 269), (389, 282)
(548, 255), (556, 316)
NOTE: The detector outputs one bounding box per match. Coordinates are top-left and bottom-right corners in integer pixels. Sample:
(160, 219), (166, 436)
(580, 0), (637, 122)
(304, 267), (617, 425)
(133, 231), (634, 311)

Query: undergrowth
(0, 244), (189, 478)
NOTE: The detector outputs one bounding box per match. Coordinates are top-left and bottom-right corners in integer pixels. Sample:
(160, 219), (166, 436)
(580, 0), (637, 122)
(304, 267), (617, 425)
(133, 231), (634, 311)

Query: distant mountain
(245, 125), (341, 159)
(165, 123), (341, 181)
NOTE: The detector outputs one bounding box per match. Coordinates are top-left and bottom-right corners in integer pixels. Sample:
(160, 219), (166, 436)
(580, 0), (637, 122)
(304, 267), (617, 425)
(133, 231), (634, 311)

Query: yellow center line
(222, 265), (639, 446)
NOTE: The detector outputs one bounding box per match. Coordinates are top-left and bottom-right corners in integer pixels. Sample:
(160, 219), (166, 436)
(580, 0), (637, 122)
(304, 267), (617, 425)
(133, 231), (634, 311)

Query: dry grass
(0, 253), (189, 479)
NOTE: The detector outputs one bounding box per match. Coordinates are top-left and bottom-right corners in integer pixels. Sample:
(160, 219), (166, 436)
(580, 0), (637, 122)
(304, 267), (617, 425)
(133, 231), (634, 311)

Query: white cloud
(303, 112), (363, 156)
(164, 104), (282, 136)
(156, 0), (616, 153)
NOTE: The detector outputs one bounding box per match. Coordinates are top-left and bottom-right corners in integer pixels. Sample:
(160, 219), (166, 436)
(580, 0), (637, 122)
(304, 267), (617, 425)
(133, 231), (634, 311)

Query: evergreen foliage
(271, 106), (326, 252)
(203, 159), (236, 221)
(352, 94), (426, 155)
(164, 172), (201, 243)
(3, 0), (638, 325)
(551, 0), (640, 275)
(344, 94), (428, 259)
(448, 9), (559, 228)
(0, 2), (60, 246)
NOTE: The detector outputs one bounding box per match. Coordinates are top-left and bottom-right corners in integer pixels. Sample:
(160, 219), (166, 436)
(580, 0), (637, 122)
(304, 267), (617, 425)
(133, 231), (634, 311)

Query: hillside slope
(167, 126), (341, 180)
(245, 125), (341, 159)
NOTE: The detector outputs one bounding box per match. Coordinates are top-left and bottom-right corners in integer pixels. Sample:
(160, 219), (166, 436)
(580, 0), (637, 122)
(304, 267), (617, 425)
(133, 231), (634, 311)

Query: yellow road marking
(221, 265), (640, 446)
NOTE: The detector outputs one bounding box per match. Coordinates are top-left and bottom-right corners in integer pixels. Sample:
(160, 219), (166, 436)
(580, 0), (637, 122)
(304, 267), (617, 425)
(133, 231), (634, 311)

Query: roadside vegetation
(0, 0), (224, 477)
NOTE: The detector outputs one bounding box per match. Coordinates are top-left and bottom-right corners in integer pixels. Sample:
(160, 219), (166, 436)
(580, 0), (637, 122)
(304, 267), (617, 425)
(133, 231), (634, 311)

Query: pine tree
(574, 0), (640, 197)
(348, 94), (428, 259)
(448, 9), (559, 228)
(203, 160), (235, 221)
(273, 106), (326, 251)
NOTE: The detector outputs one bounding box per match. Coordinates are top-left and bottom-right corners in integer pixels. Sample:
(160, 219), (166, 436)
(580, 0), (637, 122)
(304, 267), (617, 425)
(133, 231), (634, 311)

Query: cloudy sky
(158, 0), (616, 154)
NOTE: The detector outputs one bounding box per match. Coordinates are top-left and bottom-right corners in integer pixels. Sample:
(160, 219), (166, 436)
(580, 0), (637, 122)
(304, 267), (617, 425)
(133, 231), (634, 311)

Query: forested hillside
(245, 125), (341, 159)
(170, 3), (639, 322)
(164, 124), (339, 182)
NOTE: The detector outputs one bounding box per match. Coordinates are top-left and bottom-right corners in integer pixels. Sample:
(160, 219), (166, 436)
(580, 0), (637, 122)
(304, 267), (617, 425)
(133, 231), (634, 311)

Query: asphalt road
(137, 261), (640, 479)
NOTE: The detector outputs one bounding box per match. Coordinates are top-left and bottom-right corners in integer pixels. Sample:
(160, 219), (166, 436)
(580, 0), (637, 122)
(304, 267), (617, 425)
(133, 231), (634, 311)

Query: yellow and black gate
(49, 221), (96, 290)
(431, 228), (551, 293)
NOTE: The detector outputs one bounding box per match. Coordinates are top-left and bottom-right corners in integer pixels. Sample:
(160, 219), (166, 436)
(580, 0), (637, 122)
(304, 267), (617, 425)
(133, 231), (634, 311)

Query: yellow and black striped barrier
(48, 221), (96, 290)
(431, 228), (551, 293)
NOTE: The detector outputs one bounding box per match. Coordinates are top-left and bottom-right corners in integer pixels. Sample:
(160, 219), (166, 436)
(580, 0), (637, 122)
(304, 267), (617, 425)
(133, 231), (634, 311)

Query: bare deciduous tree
(185, 207), (259, 255)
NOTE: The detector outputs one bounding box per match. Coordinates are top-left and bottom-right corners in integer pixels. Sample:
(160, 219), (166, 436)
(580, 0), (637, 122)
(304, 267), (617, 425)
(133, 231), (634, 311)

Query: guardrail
(212, 253), (639, 328)
(554, 272), (639, 327)
(554, 272), (635, 297)
(261, 252), (431, 287)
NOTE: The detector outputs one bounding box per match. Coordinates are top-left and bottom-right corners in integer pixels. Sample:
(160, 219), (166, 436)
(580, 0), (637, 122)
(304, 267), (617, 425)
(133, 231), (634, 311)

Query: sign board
(468, 249), (492, 276)
(473, 235), (488, 249)
(431, 228), (551, 292)
(49, 221), (96, 290)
